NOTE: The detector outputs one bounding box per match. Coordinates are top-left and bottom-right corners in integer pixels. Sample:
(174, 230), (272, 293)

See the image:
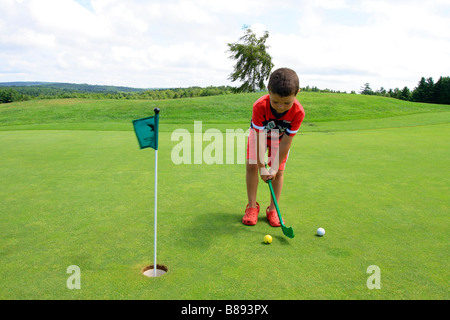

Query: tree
(227, 28), (274, 92)
(433, 76), (450, 104)
(411, 77), (428, 102)
(360, 83), (373, 95)
(424, 77), (436, 103)
(376, 87), (386, 96)
(399, 86), (411, 101)
(0, 88), (21, 103)
(411, 77), (435, 103)
(392, 88), (401, 99)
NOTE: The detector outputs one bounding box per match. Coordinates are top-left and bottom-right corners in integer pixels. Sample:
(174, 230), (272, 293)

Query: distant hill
(0, 82), (235, 102)
(0, 82), (149, 93)
(0, 82), (47, 87)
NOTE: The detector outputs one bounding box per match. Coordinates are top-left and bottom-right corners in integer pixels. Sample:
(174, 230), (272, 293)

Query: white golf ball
(317, 228), (326, 236)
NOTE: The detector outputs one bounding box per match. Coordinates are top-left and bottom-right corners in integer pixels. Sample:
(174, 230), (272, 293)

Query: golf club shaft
(267, 180), (283, 224)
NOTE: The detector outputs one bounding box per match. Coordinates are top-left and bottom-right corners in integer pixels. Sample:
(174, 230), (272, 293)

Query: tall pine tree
(227, 28), (274, 93)
(434, 77), (450, 104)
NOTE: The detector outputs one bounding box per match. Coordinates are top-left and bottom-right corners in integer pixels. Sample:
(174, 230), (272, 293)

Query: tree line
(360, 76), (450, 104)
(0, 85), (235, 104)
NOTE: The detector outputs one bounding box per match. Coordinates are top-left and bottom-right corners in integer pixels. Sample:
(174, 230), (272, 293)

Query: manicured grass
(0, 94), (449, 299)
(1, 92), (449, 129)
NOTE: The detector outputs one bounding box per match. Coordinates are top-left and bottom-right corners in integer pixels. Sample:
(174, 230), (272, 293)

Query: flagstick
(154, 147), (158, 277)
(153, 108), (160, 277)
(133, 108), (160, 278)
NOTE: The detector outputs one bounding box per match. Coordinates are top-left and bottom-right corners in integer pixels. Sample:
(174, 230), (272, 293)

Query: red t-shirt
(251, 94), (305, 139)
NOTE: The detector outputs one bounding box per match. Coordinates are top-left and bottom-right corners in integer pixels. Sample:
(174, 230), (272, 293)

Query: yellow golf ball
(264, 235), (273, 244)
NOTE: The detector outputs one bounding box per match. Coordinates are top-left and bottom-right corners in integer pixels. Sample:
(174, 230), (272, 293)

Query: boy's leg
(246, 129), (260, 208)
(246, 161), (259, 208)
(243, 130), (262, 225)
(243, 160), (260, 225)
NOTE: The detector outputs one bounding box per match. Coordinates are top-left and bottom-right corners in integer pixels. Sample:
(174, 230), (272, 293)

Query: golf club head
(282, 226), (295, 238)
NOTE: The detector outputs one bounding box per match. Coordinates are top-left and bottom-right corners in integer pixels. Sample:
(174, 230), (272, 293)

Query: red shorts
(246, 129), (289, 170)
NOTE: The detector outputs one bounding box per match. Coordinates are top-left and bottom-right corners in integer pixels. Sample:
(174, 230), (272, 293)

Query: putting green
(1, 112), (448, 299)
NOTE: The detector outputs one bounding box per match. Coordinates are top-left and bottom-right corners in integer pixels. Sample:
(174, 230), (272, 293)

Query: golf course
(0, 92), (448, 300)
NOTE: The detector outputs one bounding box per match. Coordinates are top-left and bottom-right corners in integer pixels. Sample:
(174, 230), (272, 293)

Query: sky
(1, 0), (450, 92)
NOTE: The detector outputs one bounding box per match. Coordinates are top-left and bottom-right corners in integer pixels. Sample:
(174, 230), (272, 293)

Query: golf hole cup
(142, 264), (168, 278)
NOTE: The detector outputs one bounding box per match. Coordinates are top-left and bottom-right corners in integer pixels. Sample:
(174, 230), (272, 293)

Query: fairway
(0, 94), (449, 300)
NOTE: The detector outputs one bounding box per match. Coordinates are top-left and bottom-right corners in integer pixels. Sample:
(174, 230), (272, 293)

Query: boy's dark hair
(268, 68), (299, 97)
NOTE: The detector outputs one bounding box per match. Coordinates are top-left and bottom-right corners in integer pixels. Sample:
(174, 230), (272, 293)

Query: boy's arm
(262, 134), (294, 182)
(255, 129), (270, 176)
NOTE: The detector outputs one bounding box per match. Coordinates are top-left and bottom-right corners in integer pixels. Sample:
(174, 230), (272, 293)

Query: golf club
(266, 176), (295, 239)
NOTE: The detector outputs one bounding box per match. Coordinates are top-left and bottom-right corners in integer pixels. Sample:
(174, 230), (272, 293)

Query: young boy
(243, 68), (305, 227)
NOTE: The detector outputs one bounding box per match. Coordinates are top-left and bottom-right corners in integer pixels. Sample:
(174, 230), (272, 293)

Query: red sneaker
(242, 203), (260, 226)
(266, 207), (283, 227)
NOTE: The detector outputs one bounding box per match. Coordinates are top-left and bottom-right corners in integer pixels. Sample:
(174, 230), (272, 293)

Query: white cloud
(313, 0), (348, 10)
(1, 28), (57, 49)
(268, 0), (450, 91)
(28, 0), (111, 38)
(0, 0), (449, 91)
(166, 0), (214, 24)
(249, 23), (269, 38)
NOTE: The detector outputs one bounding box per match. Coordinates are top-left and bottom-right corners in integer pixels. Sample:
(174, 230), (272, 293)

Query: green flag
(132, 111), (159, 150)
